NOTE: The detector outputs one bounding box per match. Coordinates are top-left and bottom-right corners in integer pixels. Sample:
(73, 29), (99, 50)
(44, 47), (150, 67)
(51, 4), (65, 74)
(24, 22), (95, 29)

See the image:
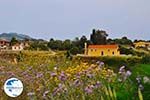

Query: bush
(29, 42), (49, 51)
(142, 55), (150, 64)
(78, 56), (142, 68)
(119, 46), (136, 55)
(69, 47), (80, 55)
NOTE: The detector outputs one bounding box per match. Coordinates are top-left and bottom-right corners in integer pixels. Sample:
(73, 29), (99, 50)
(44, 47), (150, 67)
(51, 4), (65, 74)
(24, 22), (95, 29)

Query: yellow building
(84, 43), (120, 56)
(134, 41), (150, 48)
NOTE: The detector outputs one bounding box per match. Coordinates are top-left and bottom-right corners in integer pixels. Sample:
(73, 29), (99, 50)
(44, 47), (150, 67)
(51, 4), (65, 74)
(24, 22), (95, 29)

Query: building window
(112, 51), (114, 55)
(108, 49), (110, 52)
(101, 51), (104, 56)
(91, 49), (93, 52)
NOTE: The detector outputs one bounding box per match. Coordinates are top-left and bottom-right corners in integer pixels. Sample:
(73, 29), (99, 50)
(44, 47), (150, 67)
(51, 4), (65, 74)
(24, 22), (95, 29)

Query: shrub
(141, 55), (150, 64)
(78, 56), (142, 69)
(69, 47), (80, 55)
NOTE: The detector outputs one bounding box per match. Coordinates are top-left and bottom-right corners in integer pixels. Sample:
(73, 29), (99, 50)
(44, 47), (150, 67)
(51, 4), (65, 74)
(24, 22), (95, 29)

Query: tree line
(30, 29), (137, 54)
(10, 29), (149, 55)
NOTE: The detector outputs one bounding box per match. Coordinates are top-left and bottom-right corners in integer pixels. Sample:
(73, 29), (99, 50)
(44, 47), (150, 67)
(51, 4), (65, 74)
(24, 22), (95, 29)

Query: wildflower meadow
(0, 51), (150, 100)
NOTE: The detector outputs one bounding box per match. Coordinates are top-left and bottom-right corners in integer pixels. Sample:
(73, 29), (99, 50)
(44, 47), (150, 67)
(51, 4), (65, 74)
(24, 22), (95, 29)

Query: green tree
(107, 38), (115, 44)
(90, 29), (108, 44)
(69, 46), (80, 55)
(62, 39), (72, 50)
(48, 39), (63, 50)
(30, 42), (49, 51)
(79, 35), (88, 48)
(10, 37), (18, 45)
(113, 37), (133, 45)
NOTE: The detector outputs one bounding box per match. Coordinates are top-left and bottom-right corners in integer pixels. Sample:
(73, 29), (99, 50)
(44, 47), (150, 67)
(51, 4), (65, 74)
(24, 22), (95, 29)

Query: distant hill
(0, 33), (33, 41)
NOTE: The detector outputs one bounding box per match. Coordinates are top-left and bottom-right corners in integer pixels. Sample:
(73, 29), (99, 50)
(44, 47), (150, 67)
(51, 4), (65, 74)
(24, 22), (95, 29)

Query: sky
(0, 0), (150, 40)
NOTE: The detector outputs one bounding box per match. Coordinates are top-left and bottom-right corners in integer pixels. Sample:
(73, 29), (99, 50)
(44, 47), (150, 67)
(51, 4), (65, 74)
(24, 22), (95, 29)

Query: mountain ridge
(0, 33), (33, 41)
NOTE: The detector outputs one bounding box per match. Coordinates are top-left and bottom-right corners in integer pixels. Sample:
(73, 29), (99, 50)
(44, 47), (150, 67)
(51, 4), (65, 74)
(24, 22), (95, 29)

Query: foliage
(78, 56), (142, 68)
(29, 41), (49, 51)
(90, 29), (108, 45)
(10, 37), (18, 46)
(142, 55), (150, 64)
(47, 36), (89, 55)
(69, 46), (80, 55)
(119, 46), (132, 55)
(112, 37), (133, 45)
(0, 51), (149, 100)
(138, 88), (143, 100)
(48, 39), (64, 50)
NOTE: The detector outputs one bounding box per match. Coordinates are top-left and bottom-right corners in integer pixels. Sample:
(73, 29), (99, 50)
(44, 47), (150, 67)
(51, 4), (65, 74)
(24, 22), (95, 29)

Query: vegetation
(142, 55), (150, 64)
(28, 29), (149, 56)
(0, 29), (150, 100)
(10, 37), (19, 46)
(90, 29), (108, 44)
(29, 41), (49, 51)
(0, 51), (150, 100)
(6, 29), (148, 57)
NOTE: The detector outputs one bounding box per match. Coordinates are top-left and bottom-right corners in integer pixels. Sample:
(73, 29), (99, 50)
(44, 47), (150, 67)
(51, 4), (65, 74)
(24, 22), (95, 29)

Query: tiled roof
(0, 39), (9, 42)
(134, 41), (150, 44)
(88, 45), (118, 49)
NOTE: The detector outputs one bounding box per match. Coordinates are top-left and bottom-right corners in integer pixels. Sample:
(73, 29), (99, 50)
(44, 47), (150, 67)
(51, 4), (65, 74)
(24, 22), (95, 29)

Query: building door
(112, 51), (114, 55)
(101, 51), (104, 56)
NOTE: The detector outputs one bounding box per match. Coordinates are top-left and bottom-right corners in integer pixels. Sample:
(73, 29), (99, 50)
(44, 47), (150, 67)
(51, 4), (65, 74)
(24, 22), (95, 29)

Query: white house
(12, 43), (24, 51)
(0, 39), (10, 50)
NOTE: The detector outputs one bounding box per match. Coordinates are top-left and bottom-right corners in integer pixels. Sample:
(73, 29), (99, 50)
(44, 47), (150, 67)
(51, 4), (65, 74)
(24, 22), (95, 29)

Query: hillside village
(0, 39), (29, 51)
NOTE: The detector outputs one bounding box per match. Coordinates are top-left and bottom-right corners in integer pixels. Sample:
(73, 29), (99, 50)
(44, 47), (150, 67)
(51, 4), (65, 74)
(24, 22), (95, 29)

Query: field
(0, 51), (150, 100)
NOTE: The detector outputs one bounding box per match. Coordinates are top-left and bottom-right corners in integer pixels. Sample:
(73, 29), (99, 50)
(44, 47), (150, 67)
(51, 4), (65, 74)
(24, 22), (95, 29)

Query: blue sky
(0, 0), (150, 40)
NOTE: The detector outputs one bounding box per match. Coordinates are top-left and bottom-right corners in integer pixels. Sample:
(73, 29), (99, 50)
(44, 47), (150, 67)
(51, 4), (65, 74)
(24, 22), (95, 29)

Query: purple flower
(27, 67), (32, 71)
(119, 66), (125, 74)
(58, 71), (67, 81)
(94, 81), (101, 88)
(43, 90), (49, 98)
(96, 61), (101, 64)
(75, 72), (82, 79)
(100, 62), (104, 66)
(125, 70), (132, 77)
(97, 61), (105, 68)
(73, 79), (82, 87)
(84, 86), (93, 94)
(52, 88), (59, 96)
(50, 72), (57, 77)
(27, 92), (35, 96)
(36, 72), (43, 78)
(7, 72), (15, 77)
(52, 83), (66, 96)
(86, 73), (94, 78)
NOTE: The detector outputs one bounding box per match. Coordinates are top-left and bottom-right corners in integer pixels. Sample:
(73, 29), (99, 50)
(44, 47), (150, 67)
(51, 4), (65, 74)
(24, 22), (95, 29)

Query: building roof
(134, 41), (150, 45)
(12, 43), (23, 46)
(0, 39), (10, 42)
(88, 45), (119, 49)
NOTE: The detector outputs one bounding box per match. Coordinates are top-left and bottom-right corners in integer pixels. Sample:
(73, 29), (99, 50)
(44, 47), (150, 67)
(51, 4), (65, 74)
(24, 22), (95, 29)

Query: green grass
(130, 64), (150, 100)
(131, 64), (150, 77)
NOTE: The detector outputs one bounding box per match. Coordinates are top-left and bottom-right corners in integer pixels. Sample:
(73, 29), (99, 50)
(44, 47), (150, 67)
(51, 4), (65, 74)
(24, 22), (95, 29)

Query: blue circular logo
(4, 78), (23, 97)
